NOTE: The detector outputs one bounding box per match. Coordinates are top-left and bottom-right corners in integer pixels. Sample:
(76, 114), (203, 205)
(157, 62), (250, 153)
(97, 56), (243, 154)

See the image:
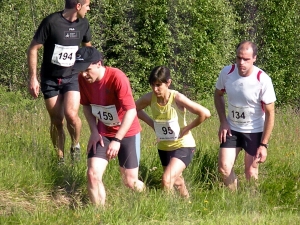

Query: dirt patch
(0, 189), (73, 216)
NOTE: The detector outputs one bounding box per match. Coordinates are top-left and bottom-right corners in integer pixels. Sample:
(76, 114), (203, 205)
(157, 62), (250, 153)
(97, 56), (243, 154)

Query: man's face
(236, 44), (257, 77)
(77, 0), (90, 18)
(81, 62), (100, 83)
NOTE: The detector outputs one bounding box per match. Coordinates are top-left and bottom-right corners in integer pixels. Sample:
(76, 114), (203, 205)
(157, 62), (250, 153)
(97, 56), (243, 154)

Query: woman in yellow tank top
(135, 66), (211, 198)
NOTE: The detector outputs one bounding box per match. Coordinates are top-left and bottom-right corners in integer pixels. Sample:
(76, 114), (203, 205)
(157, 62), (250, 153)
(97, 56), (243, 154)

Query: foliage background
(0, 0), (299, 105)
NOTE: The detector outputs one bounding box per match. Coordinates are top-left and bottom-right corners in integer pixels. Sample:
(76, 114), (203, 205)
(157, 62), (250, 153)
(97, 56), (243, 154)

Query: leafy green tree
(90, 0), (171, 96)
(166, 0), (238, 99)
(0, 0), (62, 93)
(230, 0), (300, 106)
(90, 0), (238, 99)
(255, 0), (300, 106)
(0, 0), (299, 106)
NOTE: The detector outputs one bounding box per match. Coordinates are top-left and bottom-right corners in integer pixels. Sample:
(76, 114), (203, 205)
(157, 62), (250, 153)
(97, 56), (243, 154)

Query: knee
(245, 167), (258, 180)
(122, 174), (145, 191)
(50, 116), (64, 128)
(173, 175), (185, 190)
(127, 180), (145, 192)
(161, 173), (175, 188)
(65, 110), (80, 124)
(218, 162), (232, 177)
(87, 169), (102, 186)
(123, 175), (136, 189)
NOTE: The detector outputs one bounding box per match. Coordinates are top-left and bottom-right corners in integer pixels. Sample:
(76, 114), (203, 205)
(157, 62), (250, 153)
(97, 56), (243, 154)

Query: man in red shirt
(72, 46), (145, 206)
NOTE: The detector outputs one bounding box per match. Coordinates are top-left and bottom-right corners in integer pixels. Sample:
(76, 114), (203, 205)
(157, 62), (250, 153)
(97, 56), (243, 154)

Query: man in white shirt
(214, 41), (276, 191)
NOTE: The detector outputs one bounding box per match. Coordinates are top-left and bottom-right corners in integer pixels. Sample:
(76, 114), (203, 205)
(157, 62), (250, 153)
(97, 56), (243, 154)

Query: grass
(0, 87), (299, 224)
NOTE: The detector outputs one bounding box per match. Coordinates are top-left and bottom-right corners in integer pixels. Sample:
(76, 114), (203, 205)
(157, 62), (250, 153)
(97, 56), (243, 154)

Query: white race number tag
(51, 44), (78, 67)
(91, 104), (121, 127)
(228, 103), (252, 125)
(154, 118), (180, 141)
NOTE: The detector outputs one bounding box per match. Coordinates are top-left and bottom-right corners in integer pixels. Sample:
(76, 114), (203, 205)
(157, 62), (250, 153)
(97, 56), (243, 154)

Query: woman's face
(150, 80), (170, 98)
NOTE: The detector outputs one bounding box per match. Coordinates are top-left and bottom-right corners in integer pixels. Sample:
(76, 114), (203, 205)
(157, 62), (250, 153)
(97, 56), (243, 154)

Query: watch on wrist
(111, 137), (122, 143)
(260, 143), (268, 149)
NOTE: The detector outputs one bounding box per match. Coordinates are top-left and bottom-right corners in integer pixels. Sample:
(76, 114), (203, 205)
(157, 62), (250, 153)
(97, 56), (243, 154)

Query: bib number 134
(231, 110), (245, 120)
(228, 103), (251, 125)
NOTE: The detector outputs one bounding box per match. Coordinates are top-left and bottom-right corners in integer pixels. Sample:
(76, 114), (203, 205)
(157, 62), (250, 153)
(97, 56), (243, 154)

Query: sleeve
(33, 17), (51, 45)
(260, 73), (277, 104)
(215, 66), (227, 91)
(79, 75), (90, 105)
(215, 73), (224, 91)
(215, 65), (235, 91)
(114, 71), (136, 111)
(82, 19), (92, 43)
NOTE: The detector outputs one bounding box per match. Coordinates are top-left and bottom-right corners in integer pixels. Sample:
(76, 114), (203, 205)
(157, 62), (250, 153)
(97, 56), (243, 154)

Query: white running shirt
(215, 64), (276, 133)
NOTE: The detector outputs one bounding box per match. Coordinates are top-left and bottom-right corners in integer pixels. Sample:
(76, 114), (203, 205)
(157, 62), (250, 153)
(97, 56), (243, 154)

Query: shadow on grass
(48, 157), (89, 209)
(139, 163), (162, 190)
(188, 146), (220, 190)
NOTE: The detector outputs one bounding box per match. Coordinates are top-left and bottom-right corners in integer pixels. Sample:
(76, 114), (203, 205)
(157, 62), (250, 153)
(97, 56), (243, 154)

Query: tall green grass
(0, 87), (299, 224)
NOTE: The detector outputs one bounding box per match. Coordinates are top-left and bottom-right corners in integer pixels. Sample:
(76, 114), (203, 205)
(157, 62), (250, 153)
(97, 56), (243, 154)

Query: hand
(106, 140), (120, 160)
(179, 126), (189, 139)
(87, 132), (104, 154)
(155, 137), (160, 144)
(218, 121), (232, 143)
(256, 145), (267, 163)
(28, 77), (40, 99)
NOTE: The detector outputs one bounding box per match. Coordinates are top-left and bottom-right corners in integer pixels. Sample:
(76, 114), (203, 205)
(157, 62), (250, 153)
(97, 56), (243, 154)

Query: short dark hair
(236, 41), (258, 57)
(65, 0), (86, 9)
(148, 66), (171, 85)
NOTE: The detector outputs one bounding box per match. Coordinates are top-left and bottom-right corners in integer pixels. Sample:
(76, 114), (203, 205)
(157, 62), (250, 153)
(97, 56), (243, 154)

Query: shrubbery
(0, 0), (299, 106)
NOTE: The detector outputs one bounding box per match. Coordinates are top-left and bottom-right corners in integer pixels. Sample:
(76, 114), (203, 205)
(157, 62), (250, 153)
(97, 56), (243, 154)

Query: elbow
(136, 110), (142, 119)
(131, 108), (137, 117)
(204, 109), (211, 119)
(198, 109), (211, 123)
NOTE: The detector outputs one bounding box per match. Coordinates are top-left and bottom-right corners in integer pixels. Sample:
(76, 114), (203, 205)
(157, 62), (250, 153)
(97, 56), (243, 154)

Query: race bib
(51, 44), (78, 67)
(228, 103), (252, 125)
(154, 118), (180, 141)
(91, 104), (121, 127)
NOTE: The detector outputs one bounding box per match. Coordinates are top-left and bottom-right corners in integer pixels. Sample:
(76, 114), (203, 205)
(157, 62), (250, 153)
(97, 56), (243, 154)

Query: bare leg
(218, 147), (241, 191)
(45, 95), (65, 159)
(162, 158), (187, 197)
(174, 173), (189, 198)
(64, 91), (81, 147)
(87, 158), (108, 206)
(120, 167), (145, 191)
(244, 152), (259, 180)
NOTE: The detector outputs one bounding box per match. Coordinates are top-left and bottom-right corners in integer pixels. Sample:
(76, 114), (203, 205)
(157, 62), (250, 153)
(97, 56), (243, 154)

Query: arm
(214, 88), (231, 143)
(83, 105), (103, 154)
(135, 93), (154, 129)
(27, 39), (43, 99)
(175, 92), (211, 137)
(256, 102), (275, 163)
(106, 108), (137, 160)
(114, 108), (137, 140)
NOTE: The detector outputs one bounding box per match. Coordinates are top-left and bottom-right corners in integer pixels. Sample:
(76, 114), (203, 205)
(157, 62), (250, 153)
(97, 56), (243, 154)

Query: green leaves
(0, 0), (299, 105)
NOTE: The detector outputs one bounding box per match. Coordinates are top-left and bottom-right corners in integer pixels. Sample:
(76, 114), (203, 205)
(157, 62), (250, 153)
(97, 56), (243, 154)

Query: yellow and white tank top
(151, 90), (196, 151)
